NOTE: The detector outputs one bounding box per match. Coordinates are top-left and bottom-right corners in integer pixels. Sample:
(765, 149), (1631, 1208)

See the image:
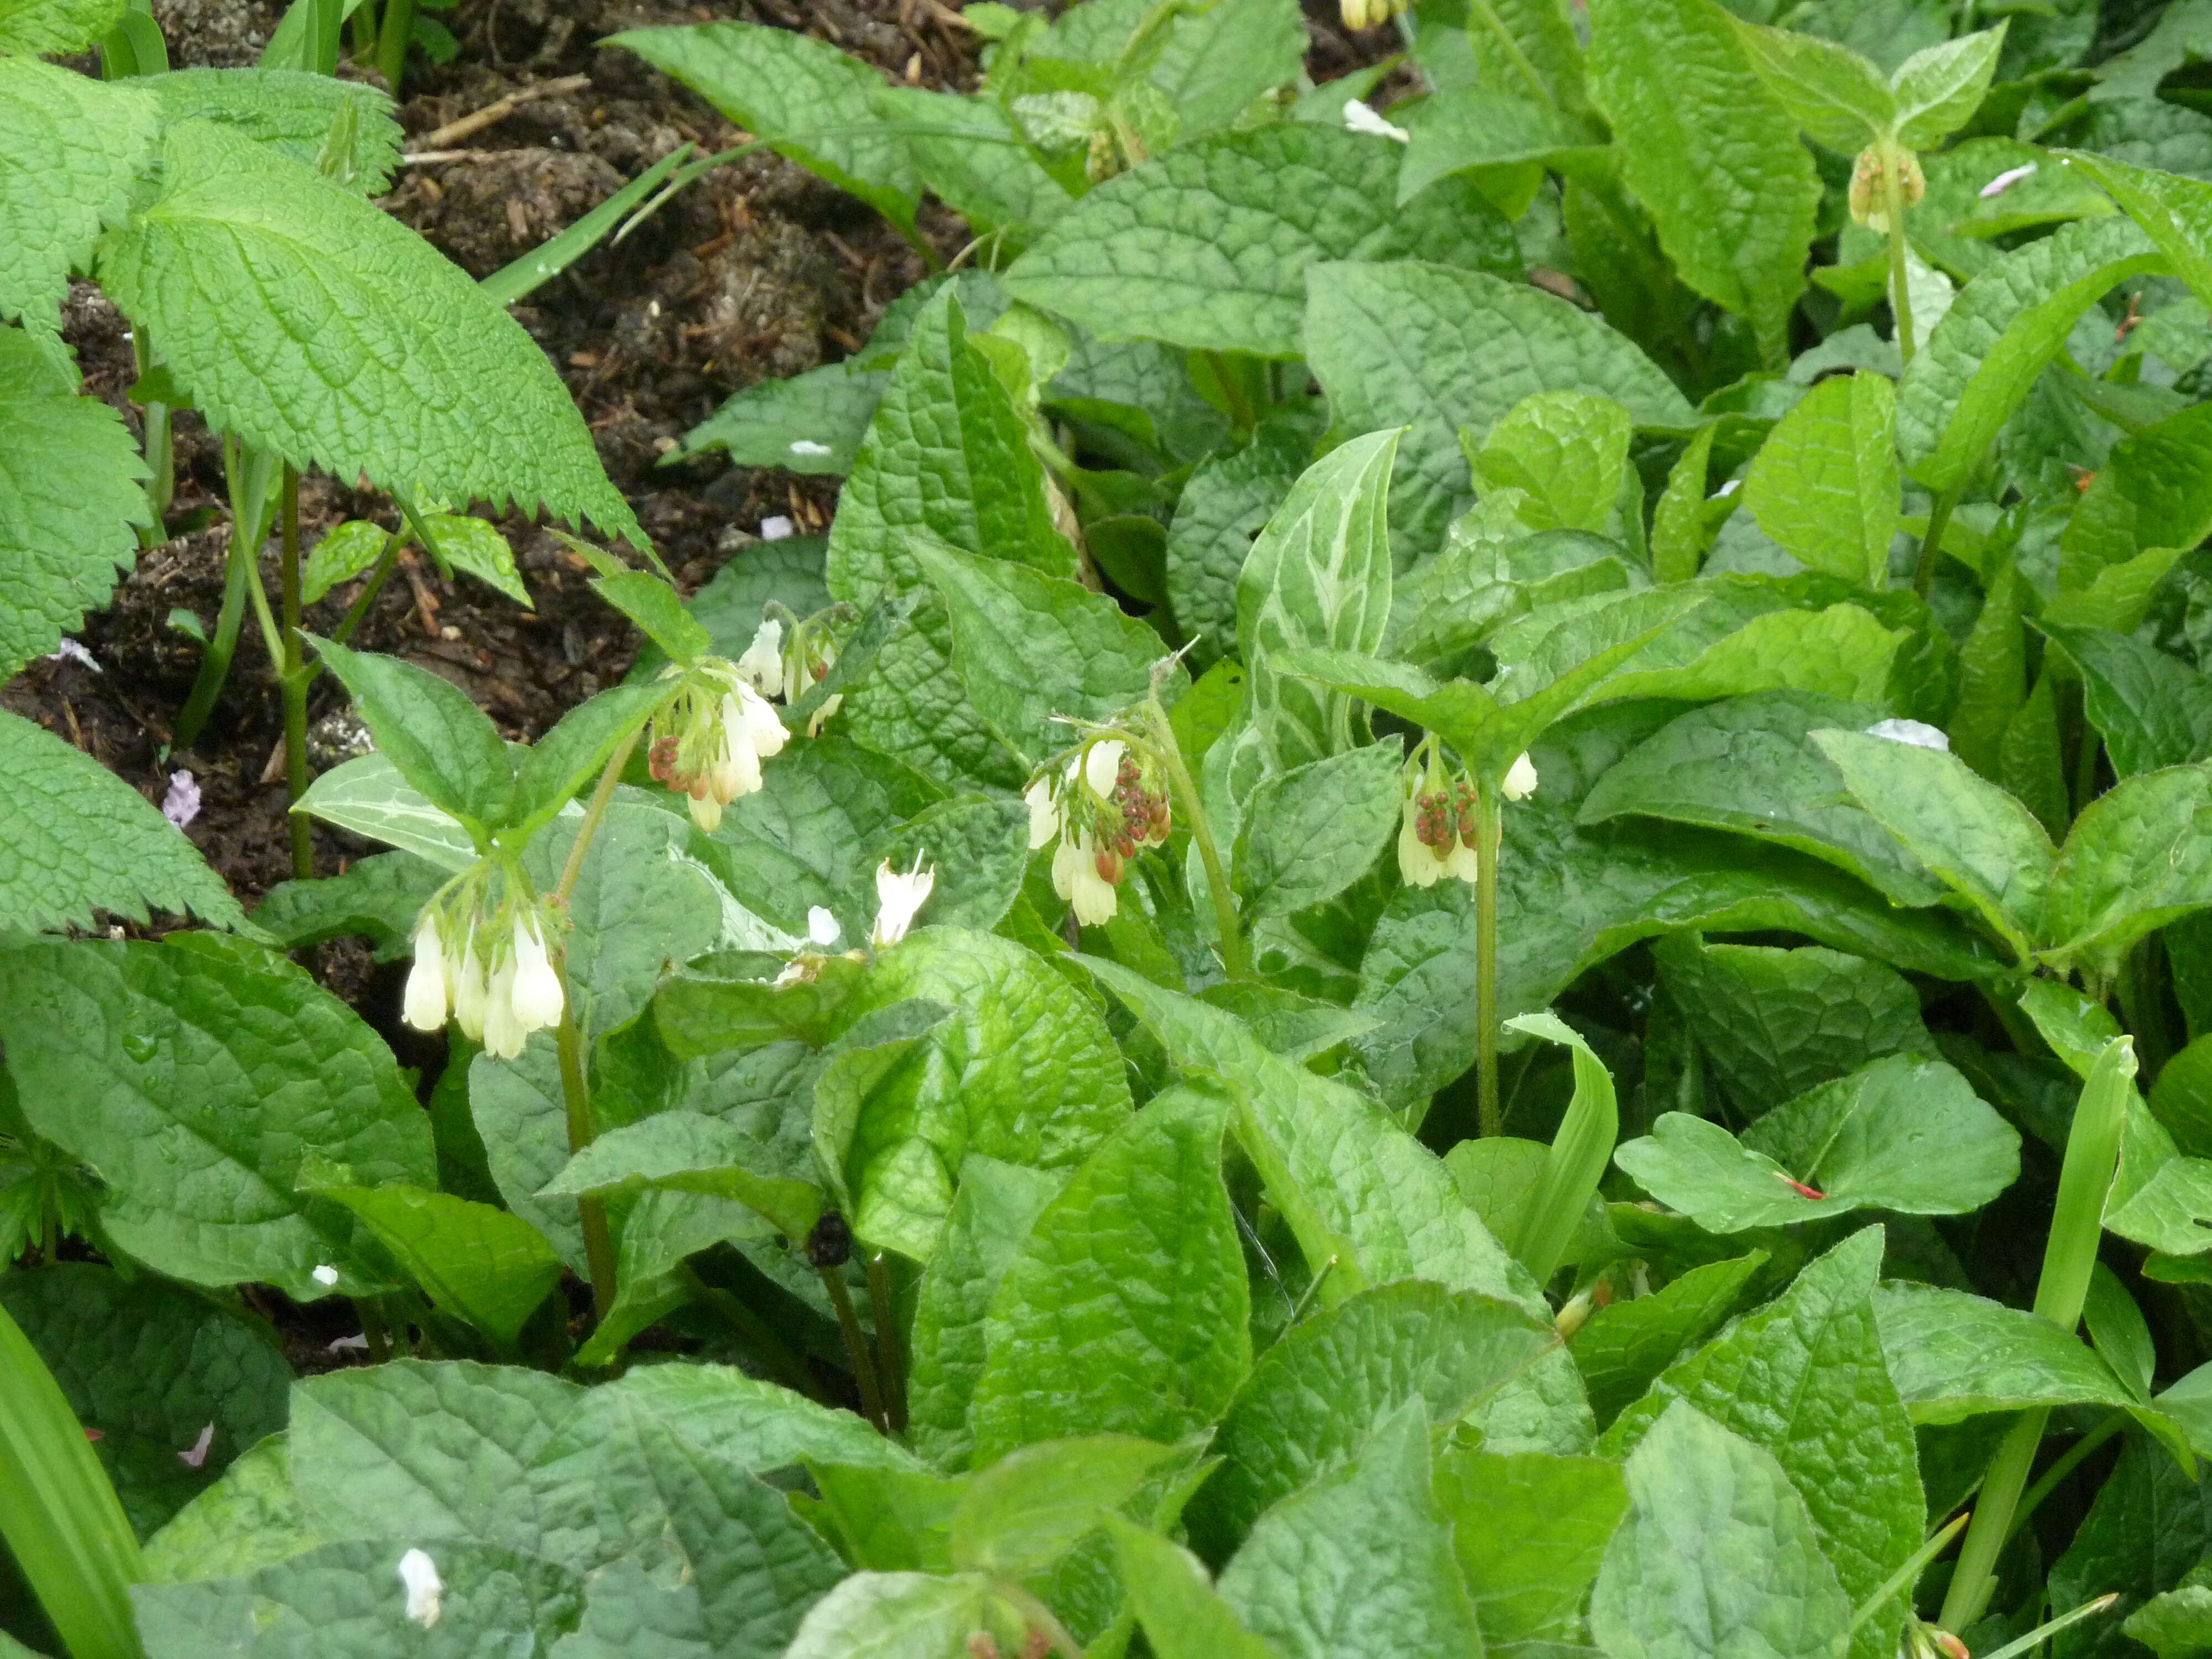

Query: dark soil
(9, 0), (1386, 916)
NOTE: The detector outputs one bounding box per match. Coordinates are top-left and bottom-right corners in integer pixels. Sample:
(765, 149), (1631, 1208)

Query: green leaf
(307, 635), (512, 828)
(1651, 936), (1938, 1116)
(0, 61), (156, 330)
(2045, 621), (2212, 777)
(2043, 765), (2212, 980)
(680, 362), (886, 474)
(2047, 1431), (2212, 1648)
(1812, 726), (2053, 960)
(133, 1539), (585, 1659)
(907, 1158), (1063, 1474)
(1397, 87), (1605, 202)
(555, 1362), (924, 1481)
(969, 1084), (1249, 1463)
(1434, 1447), (1630, 1648)
(0, 1265), (289, 1540)
(1731, 19), (1894, 153)
(1587, 0), (1822, 363)
(1873, 1282), (2136, 1422)
(1615, 1056), (2020, 1231)
(1890, 25), (2007, 147)
(1895, 215), (2164, 493)
(1470, 389), (1634, 535)
(98, 119), (643, 546)
(0, 326), (148, 678)
(0, 708), (247, 933)
(147, 68), (400, 195)
(1579, 691), (1945, 907)
(0, 0), (123, 54)
(141, 1436), (320, 1585)
(837, 928), (1132, 1261)
(0, 938), (435, 1298)
(1741, 371), (1900, 589)
(291, 751), (478, 873)
(1304, 260), (1693, 560)
(1165, 428), (1311, 672)
(1147, 0), (1308, 139)
(1183, 1279), (1556, 1560)
(1600, 1230), (1919, 1657)
(305, 1182), (560, 1349)
(419, 513), (528, 606)
(1236, 429), (1400, 770)
(539, 1109), (821, 1244)
(914, 537), (1169, 770)
(1571, 1251), (1769, 1431)
(2128, 1585), (2212, 1658)
(1233, 739), (1401, 921)
(1004, 124), (1517, 358)
(507, 681), (667, 839)
(2059, 403), (2212, 588)
(1216, 1401), (1482, 1659)
(871, 86), (1072, 242)
(591, 571), (710, 667)
(950, 1436), (1179, 1578)
(1107, 1519), (1282, 1659)
(607, 22), (920, 232)
(780, 1571), (994, 1659)
(297, 519), (388, 606)
(1589, 1401), (1853, 1659)
(2060, 149), (2212, 315)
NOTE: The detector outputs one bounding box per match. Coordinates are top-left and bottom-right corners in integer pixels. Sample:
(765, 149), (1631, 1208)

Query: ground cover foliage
(26, 0), (2212, 1654)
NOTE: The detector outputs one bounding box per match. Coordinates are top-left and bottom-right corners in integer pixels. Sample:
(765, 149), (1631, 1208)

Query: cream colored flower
(1024, 777), (1061, 849)
(402, 910), (448, 1031)
(1501, 752), (1539, 802)
(506, 911), (564, 1031)
(1052, 828), (1120, 926)
(872, 853), (936, 948)
(735, 617), (785, 697)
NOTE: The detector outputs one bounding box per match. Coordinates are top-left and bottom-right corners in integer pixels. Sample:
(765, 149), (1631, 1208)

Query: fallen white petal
(177, 1423), (214, 1469)
(789, 439), (833, 458)
(1865, 717), (1949, 752)
(327, 1333), (371, 1354)
(1979, 162), (2037, 199)
(759, 514), (795, 541)
(807, 905), (843, 946)
(311, 1264), (340, 1287)
(47, 639), (99, 672)
(159, 770), (201, 830)
(1714, 477), (1741, 498)
(1341, 97), (1411, 144)
(397, 1548), (444, 1629)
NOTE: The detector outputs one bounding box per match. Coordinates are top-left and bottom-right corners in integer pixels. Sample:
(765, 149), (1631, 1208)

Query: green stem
(174, 479), (265, 747)
(358, 1297), (395, 1364)
(676, 1265), (825, 1402)
(1912, 483), (1963, 599)
(374, 0), (415, 91)
(1849, 1511), (1970, 1636)
(550, 731), (646, 1323)
(38, 1180), (59, 1263)
(1145, 694), (1248, 981)
(1204, 351), (1256, 434)
(1939, 1406), (2046, 1631)
(1882, 146), (1917, 369)
(1475, 782), (1504, 1138)
(817, 1263), (888, 1433)
(2007, 1411), (2125, 1545)
(278, 467), (312, 880)
(867, 1254), (906, 1434)
(330, 538), (401, 648)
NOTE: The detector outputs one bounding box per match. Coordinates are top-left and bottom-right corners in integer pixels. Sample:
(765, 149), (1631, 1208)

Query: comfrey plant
(28, 0), (2212, 1656)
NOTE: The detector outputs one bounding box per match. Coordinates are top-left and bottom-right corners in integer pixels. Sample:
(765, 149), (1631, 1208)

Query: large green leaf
(0, 326), (148, 679)
(1108, 1520), (1281, 1659)
(2061, 149), (2212, 315)
(1741, 371), (1900, 589)
(1233, 740), (1402, 921)
(1434, 1447), (1629, 1648)
(2060, 401), (2212, 587)
(1, 1265), (290, 1539)
(1614, 1055), (2020, 1230)
(1730, 18), (1895, 152)
(0, 61), (156, 330)
(1216, 1402), (1483, 1659)
(98, 119), (642, 545)
(2048, 1433), (2212, 1657)
(1004, 124), (1517, 358)
(0, 0), (123, 55)
(0, 708), (247, 933)
(1872, 1284), (2137, 1422)
(1813, 727), (2054, 961)
(1470, 390), (1634, 535)
(0, 938), (434, 1297)
(1586, 0), (1821, 363)
(1579, 691), (1945, 908)
(1183, 1279), (1556, 1560)
(1589, 1401), (1852, 1659)
(1601, 1229), (1915, 1659)
(2042, 620), (2212, 778)
(2043, 765), (2212, 981)
(309, 636), (512, 830)
(1165, 427), (1312, 671)
(308, 1182), (561, 1350)
(141, 1436), (320, 1585)
(1569, 1251), (1769, 1431)
(835, 928), (1131, 1261)
(870, 86), (1072, 243)
(1304, 260), (1693, 560)
(948, 1435), (1181, 1580)
(680, 362), (886, 475)
(607, 22), (920, 231)
(147, 69), (401, 195)
(1235, 429), (1400, 770)
(1895, 214), (2164, 493)
(969, 1085), (1249, 1463)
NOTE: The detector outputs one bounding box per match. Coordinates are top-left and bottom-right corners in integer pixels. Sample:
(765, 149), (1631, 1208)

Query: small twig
(399, 148), (507, 165)
(411, 73), (591, 151)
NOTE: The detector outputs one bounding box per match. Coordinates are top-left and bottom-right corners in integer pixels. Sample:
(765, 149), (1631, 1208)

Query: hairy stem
(555, 731), (643, 907)
(330, 537), (401, 648)
(1145, 695), (1248, 981)
(278, 467), (312, 880)
(1883, 148), (1916, 368)
(1475, 782), (1504, 1138)
(817, 1264), (888, 1432)
(868, 1255), (906, 1434)
(1912, 483), (1963, 599)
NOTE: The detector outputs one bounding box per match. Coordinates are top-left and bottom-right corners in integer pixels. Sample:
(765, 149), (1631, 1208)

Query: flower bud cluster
(403, 870), (564, 1060)
(1848, 143), (1926, 232)
(1025, 736), (1171, 927)
(647, 655), (789, 834)
(1396, 752), (1537, 889)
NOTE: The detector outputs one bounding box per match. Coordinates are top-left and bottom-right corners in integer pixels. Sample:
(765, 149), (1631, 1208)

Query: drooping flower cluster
(403, 870), (564, 1060)
(647, 656), (789, 834)
(1339, 0), (1408, 29)
(1396, 752), (1538, 889)
(1026, 736), (1171, 927)
(734, 613), (844, 739)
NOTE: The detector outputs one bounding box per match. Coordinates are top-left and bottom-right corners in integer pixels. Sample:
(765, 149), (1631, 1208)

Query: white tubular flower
(1501, 752), (1540, 802)
(1024, 778), (1061, 849)
(402, 909), (449, 1032)
(397, 1549), (444, 1630)
(1865, 717), (1949, 752)
(1397, 778), (1479, 888)
(481, 950), (526, 1061)
(872, 853), (936, 948)
(451, 927), (489, 1044)
(1084, 738), (1126, 798)
(1343, 98), (1411, 143)
(735, 617), (785, 697)
(1397, 797), (1453, 888)
(807, 906), (843, 947)
(651, 663), (792, 832)
(1053, 829), (1120, 926)
(507, 911), (564, 1032)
